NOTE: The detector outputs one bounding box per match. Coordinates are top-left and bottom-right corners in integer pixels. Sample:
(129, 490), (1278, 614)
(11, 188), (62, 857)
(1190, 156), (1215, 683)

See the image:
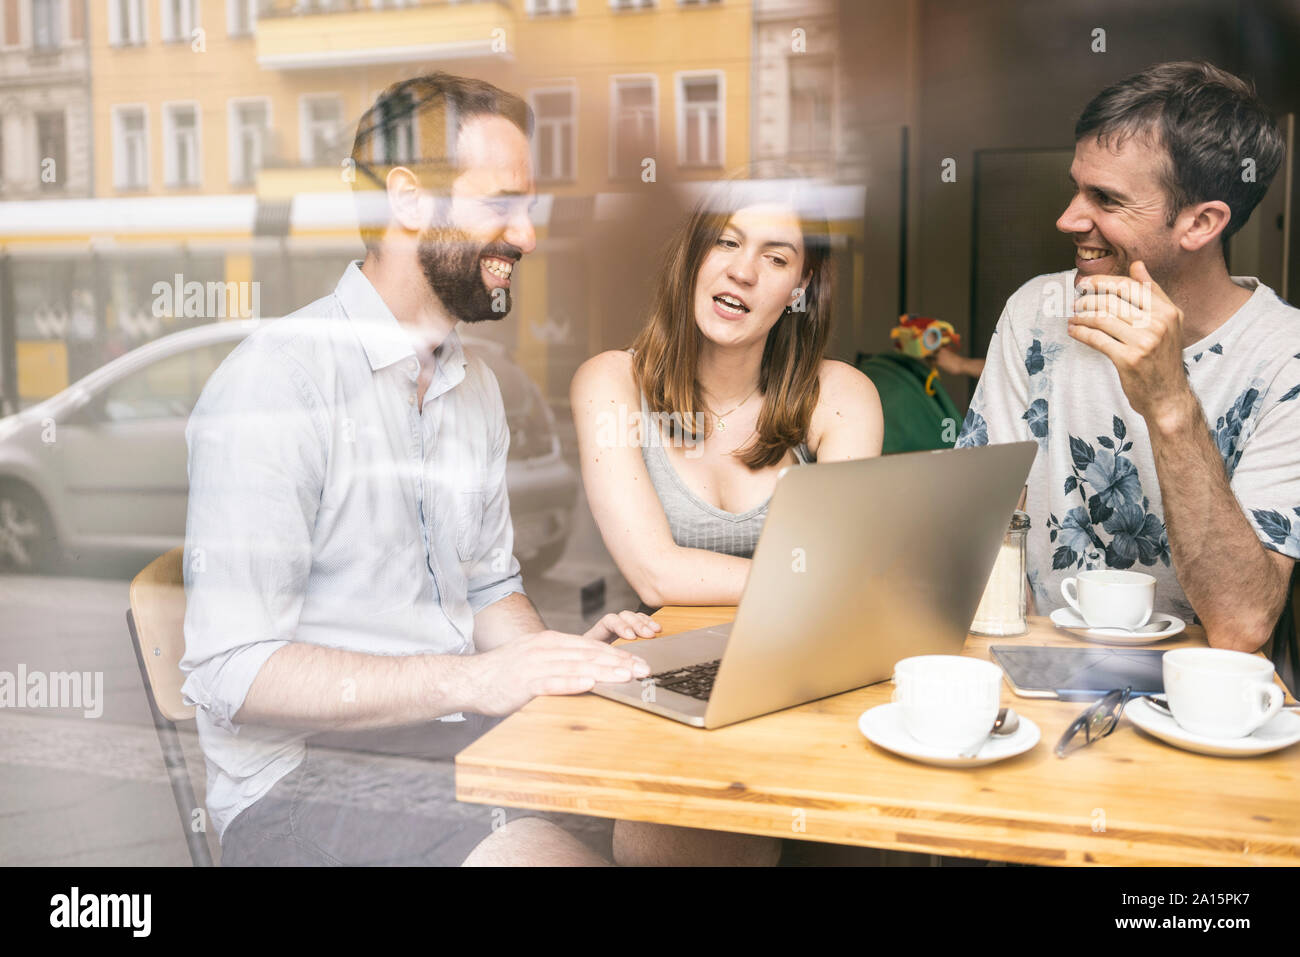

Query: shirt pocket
(455, 488), (487, 563)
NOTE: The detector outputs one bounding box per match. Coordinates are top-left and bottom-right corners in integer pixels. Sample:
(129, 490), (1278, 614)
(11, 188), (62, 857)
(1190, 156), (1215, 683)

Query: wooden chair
(126, 546), (214, 867)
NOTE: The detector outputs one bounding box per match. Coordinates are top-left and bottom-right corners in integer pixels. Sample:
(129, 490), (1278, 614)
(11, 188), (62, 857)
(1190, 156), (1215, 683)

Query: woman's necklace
(705, 384), (758, 432)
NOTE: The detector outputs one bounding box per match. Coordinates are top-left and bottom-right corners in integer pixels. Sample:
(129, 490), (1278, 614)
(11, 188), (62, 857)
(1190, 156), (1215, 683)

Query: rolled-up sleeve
(465, 377), (525, 615)
(180, 342), (327, 732)
(1231, 360), (1300, 561)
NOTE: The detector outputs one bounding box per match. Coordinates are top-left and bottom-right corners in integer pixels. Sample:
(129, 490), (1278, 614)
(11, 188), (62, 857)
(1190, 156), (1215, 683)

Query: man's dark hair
(1075, 61), (1285, 242)
(350, 72), (533, 251)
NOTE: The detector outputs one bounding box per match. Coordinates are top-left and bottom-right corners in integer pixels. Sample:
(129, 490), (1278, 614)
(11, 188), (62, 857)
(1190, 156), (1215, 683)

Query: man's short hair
(1074, 61), (1285, 242)
(350, 72), (533, 251)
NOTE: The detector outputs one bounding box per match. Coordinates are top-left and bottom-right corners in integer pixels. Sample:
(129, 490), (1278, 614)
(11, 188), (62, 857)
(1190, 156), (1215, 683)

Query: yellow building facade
(77, 0), (751, 390)
(89, 1), (750, 196)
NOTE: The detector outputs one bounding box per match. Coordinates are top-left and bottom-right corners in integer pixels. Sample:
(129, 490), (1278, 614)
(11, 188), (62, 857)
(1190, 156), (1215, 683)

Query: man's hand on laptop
(467, 629), (654, 716)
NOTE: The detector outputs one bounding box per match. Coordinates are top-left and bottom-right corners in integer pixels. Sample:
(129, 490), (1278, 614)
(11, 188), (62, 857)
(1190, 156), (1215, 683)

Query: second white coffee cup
(1163, 648), (1284, 739)
(1060, 569), (1155, 629)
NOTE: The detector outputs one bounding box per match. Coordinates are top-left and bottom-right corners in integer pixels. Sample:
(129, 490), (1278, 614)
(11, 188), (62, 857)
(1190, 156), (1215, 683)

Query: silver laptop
(592, 441), (1038, 728)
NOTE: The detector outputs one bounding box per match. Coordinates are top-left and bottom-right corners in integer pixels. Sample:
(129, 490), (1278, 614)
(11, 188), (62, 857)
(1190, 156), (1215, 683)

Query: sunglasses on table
(1054, 686), (1132, 758)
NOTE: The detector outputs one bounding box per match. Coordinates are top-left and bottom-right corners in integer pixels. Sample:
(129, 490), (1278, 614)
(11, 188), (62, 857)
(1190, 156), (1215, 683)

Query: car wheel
(0, 482), (57, 574)
(519, 538), (568, 579)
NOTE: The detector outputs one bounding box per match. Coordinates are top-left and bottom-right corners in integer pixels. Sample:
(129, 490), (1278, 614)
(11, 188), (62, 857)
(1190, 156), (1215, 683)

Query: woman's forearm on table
(620, 544), (751, 609)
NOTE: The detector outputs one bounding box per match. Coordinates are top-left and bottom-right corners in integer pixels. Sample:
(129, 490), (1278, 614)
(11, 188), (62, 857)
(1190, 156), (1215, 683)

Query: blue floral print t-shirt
(957, 270), (1300, 623)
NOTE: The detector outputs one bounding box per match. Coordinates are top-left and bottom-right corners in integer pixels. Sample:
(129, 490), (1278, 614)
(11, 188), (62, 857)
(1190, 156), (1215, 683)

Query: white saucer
(1050, 607), (1186, 645)
(858, 703), (1040, 768)
(1126, 697), (1300, 757)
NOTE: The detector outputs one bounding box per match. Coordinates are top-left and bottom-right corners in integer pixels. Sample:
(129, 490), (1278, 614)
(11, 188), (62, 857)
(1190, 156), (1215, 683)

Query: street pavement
(0, 481), (639, 866)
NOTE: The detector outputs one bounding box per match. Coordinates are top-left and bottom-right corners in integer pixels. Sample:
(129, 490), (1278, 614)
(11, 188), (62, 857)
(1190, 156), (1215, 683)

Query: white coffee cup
(1060, 569), (1155, 629)
(892, 655), (1002, 750)
(1162, 648), (1284, 739)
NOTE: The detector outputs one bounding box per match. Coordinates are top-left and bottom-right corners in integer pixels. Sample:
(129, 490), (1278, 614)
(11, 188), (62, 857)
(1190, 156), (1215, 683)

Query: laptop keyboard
(649, 659), (721, 701)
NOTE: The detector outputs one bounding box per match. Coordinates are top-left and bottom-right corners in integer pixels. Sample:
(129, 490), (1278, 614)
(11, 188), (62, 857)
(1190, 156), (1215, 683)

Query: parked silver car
(0, 320), (576, 576)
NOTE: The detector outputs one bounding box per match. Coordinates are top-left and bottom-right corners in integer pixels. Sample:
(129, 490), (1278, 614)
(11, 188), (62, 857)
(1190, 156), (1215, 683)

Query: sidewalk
(0, 709), (616, 866)
(0, 405), (638, 866)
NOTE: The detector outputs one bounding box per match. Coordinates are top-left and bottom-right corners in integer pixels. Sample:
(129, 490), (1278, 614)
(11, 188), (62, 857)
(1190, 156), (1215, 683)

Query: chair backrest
(128, 546), (192, 723)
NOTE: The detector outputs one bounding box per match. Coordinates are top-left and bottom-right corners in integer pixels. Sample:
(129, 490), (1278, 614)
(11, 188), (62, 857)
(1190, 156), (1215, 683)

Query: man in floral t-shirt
(958, 62), (1300, 668)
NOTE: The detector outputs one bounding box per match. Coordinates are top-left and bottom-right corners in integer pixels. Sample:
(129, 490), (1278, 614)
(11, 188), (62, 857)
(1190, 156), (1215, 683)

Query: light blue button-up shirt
(180, 261), (524, 839)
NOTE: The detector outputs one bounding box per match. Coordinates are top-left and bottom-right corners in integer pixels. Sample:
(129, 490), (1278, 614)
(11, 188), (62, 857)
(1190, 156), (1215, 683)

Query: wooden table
(456, 609), (1300, 866)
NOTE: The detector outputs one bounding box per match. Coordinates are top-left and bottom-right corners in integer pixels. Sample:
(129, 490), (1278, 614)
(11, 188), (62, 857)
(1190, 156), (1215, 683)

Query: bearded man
(180, 74), (655, 866)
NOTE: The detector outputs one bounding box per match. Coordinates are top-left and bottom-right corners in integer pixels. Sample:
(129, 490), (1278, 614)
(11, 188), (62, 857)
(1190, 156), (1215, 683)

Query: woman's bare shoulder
(809, 358), (882, 449)
(815, 358), (879, 408)
(571, 349), (638, 404)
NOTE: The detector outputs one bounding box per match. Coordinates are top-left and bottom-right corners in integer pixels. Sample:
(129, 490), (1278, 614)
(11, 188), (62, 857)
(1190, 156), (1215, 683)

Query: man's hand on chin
(1069, 260), (1197, 432)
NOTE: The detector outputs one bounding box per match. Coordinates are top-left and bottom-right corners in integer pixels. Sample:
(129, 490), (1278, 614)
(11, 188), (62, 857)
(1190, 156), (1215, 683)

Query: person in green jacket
(857, 314), (985, 454)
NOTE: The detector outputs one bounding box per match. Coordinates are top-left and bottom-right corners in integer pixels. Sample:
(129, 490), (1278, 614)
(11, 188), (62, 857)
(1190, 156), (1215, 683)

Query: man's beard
(417, 225), (517, 324)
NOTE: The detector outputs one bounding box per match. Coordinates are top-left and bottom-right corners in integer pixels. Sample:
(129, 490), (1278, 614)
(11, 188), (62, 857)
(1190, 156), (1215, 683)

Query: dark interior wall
(918, 0), (1242, 407)
(840, 0), (1300, 408)
(835, 0), (916, 359)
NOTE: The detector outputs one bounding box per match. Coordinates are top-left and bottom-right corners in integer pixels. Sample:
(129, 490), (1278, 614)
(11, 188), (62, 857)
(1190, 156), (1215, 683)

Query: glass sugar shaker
(969, 510), (1030, 637)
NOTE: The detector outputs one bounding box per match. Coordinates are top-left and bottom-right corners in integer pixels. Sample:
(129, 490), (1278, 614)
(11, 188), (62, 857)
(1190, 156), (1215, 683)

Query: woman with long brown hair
(572, 178), (884, 611)
(570, 179), (885, 866)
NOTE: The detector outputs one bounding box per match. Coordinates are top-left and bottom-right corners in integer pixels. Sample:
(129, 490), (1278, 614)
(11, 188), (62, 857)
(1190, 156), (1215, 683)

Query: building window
(35, 111), (66, 191)
(114, 107), (149, 189)
(300, 94), (343, 165)
(230, 99), (269, 185)
(372, 90), (417, 166)
(788, 58), (834, 157)
(110, 0), (146, 45)
(532, 88), (575, 182)
(161, 0), (196, 42)
(163, 102), (200, 187)
(226, 0), (256, 36)
(526, 0), (574, 13)
(677, 72), (722, 168)
(609, 0), (655, 9)
(31, 0), (61, 49)
(611, 76), (656, 179)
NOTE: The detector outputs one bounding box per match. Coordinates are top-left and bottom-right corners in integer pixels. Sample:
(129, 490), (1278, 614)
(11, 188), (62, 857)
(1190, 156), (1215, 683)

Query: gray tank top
(639, 390), (812, 559)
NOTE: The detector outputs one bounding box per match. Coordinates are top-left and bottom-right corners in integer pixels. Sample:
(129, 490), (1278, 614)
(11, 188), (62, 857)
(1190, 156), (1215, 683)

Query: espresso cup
(1163, 648), (1284, 739)
(892, 655), (1002, 751)
(1060, 569), (1155, 629)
